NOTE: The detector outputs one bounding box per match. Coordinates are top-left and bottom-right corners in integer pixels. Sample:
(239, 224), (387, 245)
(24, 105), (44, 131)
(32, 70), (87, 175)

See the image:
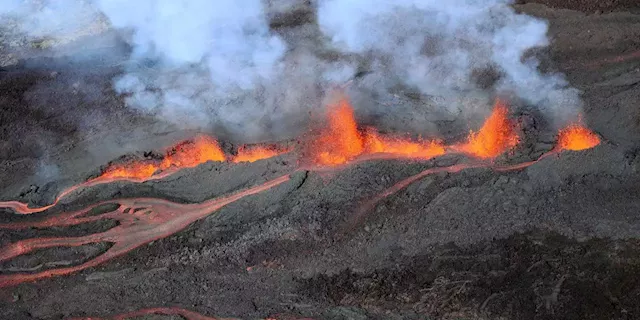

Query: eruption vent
(308, 94), (446, 166)
(457, 99), (519, 159)
(100, 135), (225, 181)
(310, 94), (366, 165)
(557, 124), (601, 151)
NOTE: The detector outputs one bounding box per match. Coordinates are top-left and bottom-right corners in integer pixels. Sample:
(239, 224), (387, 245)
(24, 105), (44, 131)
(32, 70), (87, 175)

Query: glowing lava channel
(0, 175), (291, 288)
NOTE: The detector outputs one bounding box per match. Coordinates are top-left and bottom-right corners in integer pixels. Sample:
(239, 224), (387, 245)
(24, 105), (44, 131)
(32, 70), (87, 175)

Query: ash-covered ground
(2, 1), (640, 320)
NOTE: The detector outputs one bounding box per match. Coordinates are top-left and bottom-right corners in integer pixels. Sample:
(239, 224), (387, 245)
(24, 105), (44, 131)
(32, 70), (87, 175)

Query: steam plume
(317, 0), (582, 125)
(1, 0), (582, 141)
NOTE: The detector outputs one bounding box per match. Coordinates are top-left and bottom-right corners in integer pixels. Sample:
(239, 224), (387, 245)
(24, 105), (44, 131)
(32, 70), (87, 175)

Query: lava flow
(0, 135), (287, 215)
(232, 145), (291, 163)
(0, 90), (604, 289)
(455, 99), (520, 159)
(0, 174), (292, 288)
(307, 94), (446, 166)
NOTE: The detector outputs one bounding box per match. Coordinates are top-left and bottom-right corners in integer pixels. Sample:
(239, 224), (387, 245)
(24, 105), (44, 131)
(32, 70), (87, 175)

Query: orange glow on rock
(459, 99), (519, 159)
(557, 123), (600, 151)
(160, 135), (226, 170)
(309, 94), (365, 166)
(100, 135), (225, 181)
(307, 94), (447, 166)
(233, 145), (290, 163)
(99, 162), (160, 180)
(364, 129), (446, 160)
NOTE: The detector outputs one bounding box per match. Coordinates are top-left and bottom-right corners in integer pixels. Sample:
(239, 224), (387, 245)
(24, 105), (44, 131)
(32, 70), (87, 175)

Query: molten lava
(100, 135), (226, 181)
(98, 162), (159, 180)
(557, 123), (600, 151)
(458, 99), (519, 159)
(0, 90), (606, 290)
(0, 135), (290, 215)
(308, 95), (445, 166)
(309, 95), (365, 166)
(364, 129), (446, 159)
(0, 174), (292, 288)
(233, 145), (290, 163)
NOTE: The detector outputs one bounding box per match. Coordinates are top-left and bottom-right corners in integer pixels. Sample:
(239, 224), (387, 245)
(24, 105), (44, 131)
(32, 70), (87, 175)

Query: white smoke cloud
(1, 0), (581, 140)
(96, 0), (286, 90)
(317, 0), (582, 124)
(0, 0), (103, 41)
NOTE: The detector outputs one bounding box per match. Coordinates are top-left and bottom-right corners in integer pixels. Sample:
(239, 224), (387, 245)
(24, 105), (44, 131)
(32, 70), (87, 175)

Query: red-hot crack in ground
(0, 95), (601, 297)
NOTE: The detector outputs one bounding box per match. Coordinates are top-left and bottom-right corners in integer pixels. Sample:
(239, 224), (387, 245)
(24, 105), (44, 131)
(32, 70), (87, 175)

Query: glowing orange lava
(557, 123), (601, 151)
(160, 135), (226, 169)
(458, 99), (519, 159)
(0, 174), (292, 288)
(0, 135), (288, 215)
(0, 94), (606, 289)
(100, 135), (226, 181)
(98, 162), (160, 180)
(309, 94), (365, 166)
(307, 94), (445, 166)
(233, 145), (290, 163)
(364, 129), (446, 160)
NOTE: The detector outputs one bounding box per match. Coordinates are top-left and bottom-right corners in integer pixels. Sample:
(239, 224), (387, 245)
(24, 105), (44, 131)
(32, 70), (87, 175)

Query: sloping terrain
(1, 2), (640, 320)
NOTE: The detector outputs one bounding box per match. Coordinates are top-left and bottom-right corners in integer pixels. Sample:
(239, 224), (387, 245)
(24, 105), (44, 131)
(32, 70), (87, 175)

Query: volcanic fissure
(0, 95), (599, 289)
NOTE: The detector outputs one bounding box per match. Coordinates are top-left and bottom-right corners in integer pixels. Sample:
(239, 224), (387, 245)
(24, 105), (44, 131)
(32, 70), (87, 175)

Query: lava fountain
(455, 99), (520, 159)
(557, 123), (601, 151)
(0, 91), (604, 289)
(306, 93), (446, 166)
(308, 93), (365, 166)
